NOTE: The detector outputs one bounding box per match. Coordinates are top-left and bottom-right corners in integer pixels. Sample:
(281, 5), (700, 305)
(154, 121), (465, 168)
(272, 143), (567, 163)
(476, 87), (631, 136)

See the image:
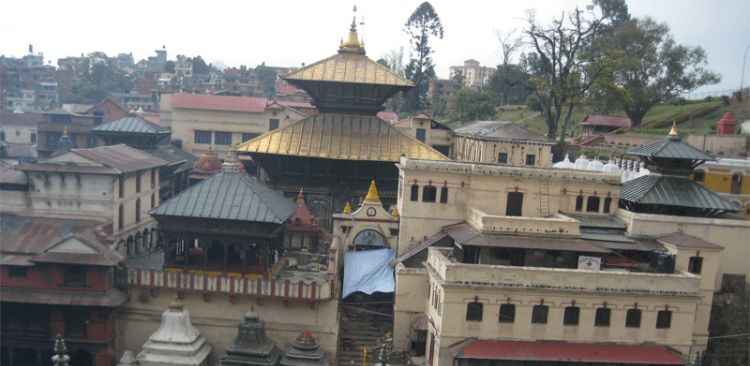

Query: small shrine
(332, 180), (399, 253)
(284, 190), (320, 252)
(280, 331), (328, 366)
(136, 296), (212, 366)
(219, 310), (282, 366)
(188, 149), (223, 184)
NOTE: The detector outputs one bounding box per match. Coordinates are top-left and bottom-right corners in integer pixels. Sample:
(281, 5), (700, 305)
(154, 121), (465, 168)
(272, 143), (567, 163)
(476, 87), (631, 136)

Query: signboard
(578, 256), (602, 271)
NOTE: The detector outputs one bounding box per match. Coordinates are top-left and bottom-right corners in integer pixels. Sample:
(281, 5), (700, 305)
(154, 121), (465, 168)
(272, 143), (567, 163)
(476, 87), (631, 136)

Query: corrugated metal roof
(92, 116), (171, 134)
(455, 121), (552, 143)
(283, 52), (414, 87)
(628, 136), (715, 161)
(71, 144), (168, 173)
(148, 144), (197, 174)
(620, 175), (741, 211)
(236, 113), (449, 162)
(450, 339), (684, 365)
(151, 170), (296, 224)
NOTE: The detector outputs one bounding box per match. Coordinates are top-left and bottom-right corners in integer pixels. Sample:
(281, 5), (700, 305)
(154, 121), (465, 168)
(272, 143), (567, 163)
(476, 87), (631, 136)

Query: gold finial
(169, 293), (183, 310)
(342, 202), (352, 214)
(338, 7), (365, 55)
(297, 188), (305, 205)
(364, 180), (380, 203)
(668, 120), (679, 137)
(390, 206), (399, 218)
(62, 126), (69, 138)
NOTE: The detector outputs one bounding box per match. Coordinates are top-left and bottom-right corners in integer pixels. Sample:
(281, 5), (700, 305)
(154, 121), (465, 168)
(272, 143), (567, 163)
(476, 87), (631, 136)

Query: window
(499, 304), (515, 323)
(563, 306), (580, 325)
(595, 307), (611, 327)
(693, 171), (705, 182)
(498, 152), (508, 164)
(416, 128), (426, 142)
(466, 301), (483, 321)
(731, 174), (742, 194)
(136, 173), (142, 193)
(531, 305), (548, 324)
(214, 132), (232, 145)
(269, 118), (280, 131)
(626, 308), (642, 328)
(194, 130), (211, 144)
(135, 199), (141, 223)
(118, 204), (124, 230)
(575, 196), (584, 211)
(603, 197), (612, 213)
(586, 197), (600, 212)
(0, 131), (5, 141)
(64, 266), (86, 287)
(506, 192), (523, 216)
(242, 133), (259, 142)
(8, 267), (27, 278)
(422, 185), (437, 202)
(656, 310), (672, 329)
(65, 310), (88, 337)
(30, 132), (37, 143)
(151, 169), (156, 189)
(688, 256), (703, 274)
(440, 187), (448, 203)
(151, 193), (156, 208)
(410, 185), (419, 201)
(525, 154), (536, 166)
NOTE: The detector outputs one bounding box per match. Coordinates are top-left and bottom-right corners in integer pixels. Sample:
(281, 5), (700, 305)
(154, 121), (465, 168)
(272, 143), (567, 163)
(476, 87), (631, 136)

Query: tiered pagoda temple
(135, 296), (211, 366)
(219, 311), (282, 366)
(620, 122), (741, 217)
(280, 331), (327, 366)
(150, 150), (296, 276)
(236, 16), (448, 228)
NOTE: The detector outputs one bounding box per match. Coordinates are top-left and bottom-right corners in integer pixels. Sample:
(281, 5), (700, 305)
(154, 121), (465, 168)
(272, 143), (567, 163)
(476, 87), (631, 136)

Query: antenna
(360, 15), (365, 43)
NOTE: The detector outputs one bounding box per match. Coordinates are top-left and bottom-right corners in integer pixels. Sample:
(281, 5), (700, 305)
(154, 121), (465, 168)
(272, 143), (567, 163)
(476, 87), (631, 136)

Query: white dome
(602, 159), (621, 174)
(553, 153), (576, 169)
(574, 154), (590, 170)
(587, 158), (604, 171)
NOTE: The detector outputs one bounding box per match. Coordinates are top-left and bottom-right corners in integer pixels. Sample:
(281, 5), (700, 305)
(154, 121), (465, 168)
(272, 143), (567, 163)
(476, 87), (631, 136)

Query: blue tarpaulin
(342, 248), (396, 298)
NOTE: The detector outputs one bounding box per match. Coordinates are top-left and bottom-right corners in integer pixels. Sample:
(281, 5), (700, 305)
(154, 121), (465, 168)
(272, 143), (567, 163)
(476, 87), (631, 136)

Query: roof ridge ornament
(338, 5), (366, 55)
(364, 180), (381, 203)
(668, 120), (679, 138)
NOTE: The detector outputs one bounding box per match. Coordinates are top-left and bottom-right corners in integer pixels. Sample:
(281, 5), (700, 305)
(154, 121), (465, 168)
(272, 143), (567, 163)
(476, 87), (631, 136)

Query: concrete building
(448, 59), (495, 89)
(159, 93), (311, 156)
(453, 121), (555, 168)
(391, 113), (454, 157)
(693, 158), (750, 217)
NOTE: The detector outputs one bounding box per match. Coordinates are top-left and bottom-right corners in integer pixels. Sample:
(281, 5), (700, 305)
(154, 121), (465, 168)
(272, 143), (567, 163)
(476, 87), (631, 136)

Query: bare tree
(495, 29), (523, 66)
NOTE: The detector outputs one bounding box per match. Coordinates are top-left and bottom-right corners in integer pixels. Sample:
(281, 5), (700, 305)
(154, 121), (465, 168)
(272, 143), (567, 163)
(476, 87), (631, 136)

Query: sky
(1, 0), (748, 95)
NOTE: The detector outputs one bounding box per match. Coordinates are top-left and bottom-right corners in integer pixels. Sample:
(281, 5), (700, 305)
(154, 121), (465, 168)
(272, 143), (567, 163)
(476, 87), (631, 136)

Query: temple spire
(343, 202), (352, 214)
(297, 188), (306, 205)
(364, 180), (381, 203)
(339, 6), (365, 55)
(668, 120), (679, 137)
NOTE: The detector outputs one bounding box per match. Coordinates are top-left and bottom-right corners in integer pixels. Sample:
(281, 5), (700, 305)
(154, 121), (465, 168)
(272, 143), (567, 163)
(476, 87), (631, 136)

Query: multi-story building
(693, 158), (750, 217)
(159, 92), (311, 156)
(453, 120), (555, 167)
(392, 113), (454, 157)
(16, 144), (168, 256)
(448, 59), (495, 89)
(36, 109), (97, 158)
(1, 51), (58, 112)
(0, 214), (126, 366)
(0, 111), (40, 159)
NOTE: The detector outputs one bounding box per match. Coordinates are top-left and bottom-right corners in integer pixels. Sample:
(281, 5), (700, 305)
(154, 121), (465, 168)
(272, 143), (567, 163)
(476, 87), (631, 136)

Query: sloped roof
(19, 144), (168, 174)
(283, 52), (414, 87)
(620, 175), (741, 211)
(148, 144), (197, 174)
(92, 116), (170, 134)
(657, 233), (723, 250)
(236, 113), (448, 162)
(151, 170), (296, 224)
(628, 136), (715, 161)
(31, 236), (123, 266)
(455, 121), (552, 143)
(581, 114), (632, 128)
(1, 287), (128, 307)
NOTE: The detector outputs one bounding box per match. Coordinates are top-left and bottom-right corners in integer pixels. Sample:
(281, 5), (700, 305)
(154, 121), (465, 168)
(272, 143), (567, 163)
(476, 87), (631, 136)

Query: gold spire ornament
(364, 180), (381, 203)
(390, 206), (399, 218)
(169, 293), (184, 310)
(668, 120), (679, 137)
(343, 202), (352, 214)
(338, 6), (365, 55)
(297, 188), (306, 205)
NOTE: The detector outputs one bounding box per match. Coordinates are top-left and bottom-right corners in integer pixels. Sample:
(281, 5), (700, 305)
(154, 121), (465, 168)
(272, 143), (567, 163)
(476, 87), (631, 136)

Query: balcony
(427, 247), (700, 297)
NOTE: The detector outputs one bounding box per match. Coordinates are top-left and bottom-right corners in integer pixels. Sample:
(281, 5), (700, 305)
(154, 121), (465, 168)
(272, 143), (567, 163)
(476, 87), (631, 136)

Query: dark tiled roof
(628, 136), (715, 161)
(151, 170), (296, 224)
(71, 144), (168, 173)
(236, 113), (448, 162)
(0, 214), (112, 258)
(92, 116), (170, 134)
(0, 111), (44, 127)
(148, 144), (197, 174)
(620, 175), (741, 211)
(30, 236), (123, 266)
(455, 121), (552, 143)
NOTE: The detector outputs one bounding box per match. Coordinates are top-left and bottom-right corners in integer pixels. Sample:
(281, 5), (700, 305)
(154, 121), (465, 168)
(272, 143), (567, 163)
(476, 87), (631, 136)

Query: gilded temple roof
(235, 114), (448, 162)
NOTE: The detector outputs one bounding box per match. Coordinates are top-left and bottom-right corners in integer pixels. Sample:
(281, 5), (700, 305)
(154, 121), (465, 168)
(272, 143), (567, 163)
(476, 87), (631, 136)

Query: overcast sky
(2, 0), (748, 95)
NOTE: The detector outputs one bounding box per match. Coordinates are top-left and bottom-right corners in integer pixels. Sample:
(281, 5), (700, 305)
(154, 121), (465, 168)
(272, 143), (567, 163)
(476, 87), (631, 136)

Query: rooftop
(620, 175), (741, 211)
(92, 115), (171, 134)
(454, 121), (552, 143)
(19, 144), (168, 174)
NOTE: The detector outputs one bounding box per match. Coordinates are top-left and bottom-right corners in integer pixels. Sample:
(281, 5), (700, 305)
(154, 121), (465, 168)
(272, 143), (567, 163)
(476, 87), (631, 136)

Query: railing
(468, 208), (581, 236)
(126, 268), (333, 301)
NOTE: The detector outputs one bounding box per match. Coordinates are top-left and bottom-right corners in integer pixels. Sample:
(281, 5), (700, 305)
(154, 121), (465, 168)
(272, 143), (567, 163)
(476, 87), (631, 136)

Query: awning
(343, 248), (395, 298)
(450, 339), (684, 365)
(0, 287), (128, 307)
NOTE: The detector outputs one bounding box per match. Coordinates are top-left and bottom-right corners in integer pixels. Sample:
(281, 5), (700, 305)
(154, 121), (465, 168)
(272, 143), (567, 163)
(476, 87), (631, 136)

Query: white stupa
(602, 159), (621, 174)
(587, 157), (604, 171)
(552, 153), (576, 169)
(136, 295), (212, 366)
(574, 154), (590, 170)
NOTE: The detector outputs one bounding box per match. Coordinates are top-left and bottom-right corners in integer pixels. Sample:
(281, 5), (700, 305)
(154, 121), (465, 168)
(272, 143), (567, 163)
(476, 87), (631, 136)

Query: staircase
(539, 178), (551, 217)
(337, 304), (393, 365)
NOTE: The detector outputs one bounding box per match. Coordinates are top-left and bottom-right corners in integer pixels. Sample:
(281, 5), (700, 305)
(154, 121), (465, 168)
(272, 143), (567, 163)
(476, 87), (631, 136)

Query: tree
(191, 56), (209, 75)
(62, 52), (131, 104)
(163, 60), (176, 73)
(379, 47), (407, 114)
(605, 18), (720, 125)
(404, 2), (444, 113)
(523, 4), (616, 149)
(448, 90), (496, 122)
(254, 62), (277, 97)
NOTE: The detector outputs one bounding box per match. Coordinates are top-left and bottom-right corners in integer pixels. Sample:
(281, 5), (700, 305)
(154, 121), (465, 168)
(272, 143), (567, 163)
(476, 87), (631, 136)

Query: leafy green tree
(254, 62), (277, 97)
(404, 2), (443, 113)
(449, 90), (496, 122)
(487, 64), (533, 105)
(163, 60), (176, 73)
(62, 51), (131, 104)
(190, 56), (209, 75)
(605, 18), (720, 125)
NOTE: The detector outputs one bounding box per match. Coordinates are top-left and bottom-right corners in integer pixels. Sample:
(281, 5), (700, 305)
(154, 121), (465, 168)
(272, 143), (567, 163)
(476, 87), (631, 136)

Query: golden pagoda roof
(283, 53), (414, 87)
(235, 113), (448, 162)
